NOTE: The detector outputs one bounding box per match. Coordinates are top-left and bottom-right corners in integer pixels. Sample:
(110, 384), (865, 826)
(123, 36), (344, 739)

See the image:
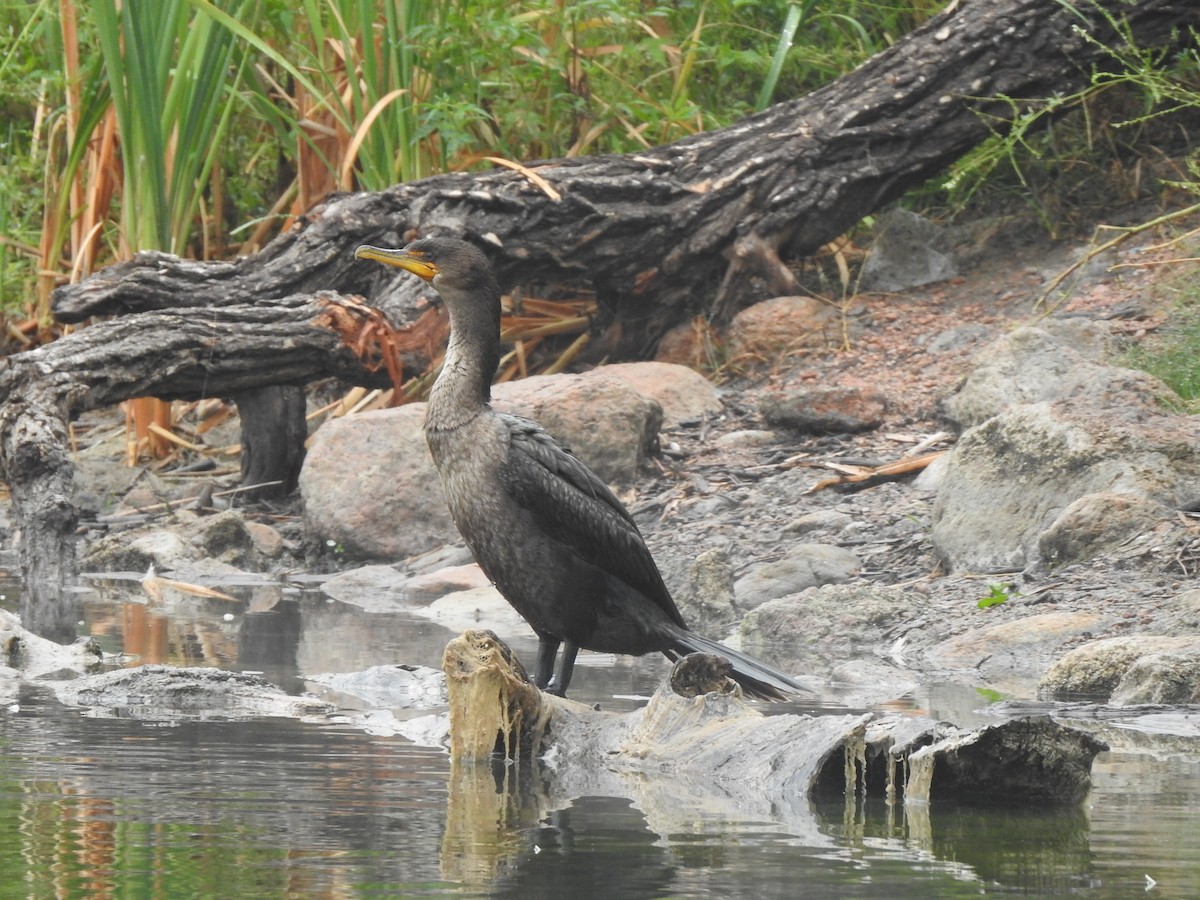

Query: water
(1, 575), (1199, 898)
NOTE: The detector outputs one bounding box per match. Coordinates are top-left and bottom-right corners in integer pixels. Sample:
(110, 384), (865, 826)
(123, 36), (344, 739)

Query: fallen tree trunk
(51, 0), (1197, 352)
(0, 294), (392, 588)
(442, 630), (1106, 805)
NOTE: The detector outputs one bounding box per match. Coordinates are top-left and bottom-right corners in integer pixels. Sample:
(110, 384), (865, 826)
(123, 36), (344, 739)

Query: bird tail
(664, 628), (808, 701)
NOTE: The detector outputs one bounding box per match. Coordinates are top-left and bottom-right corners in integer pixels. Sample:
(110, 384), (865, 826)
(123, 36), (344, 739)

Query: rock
(931, 395), (1200, 572)
(307, 664), (448, 708)
(740, 583), (919, 670)
(1037, 492), (1165, 565)
(674, 549), (740, 634)
(922, 322), (994, 353)
(320, 564), (410, 612)
(925, 611), (1109, 681)
(299, 404), (457, 561)
(735, 545), (861, 609)
(1039, 635), (1200, 699)
(859, 208), (956, 292)
(912, 451), (951, 491)
(410, 584), (533, 636)
(183, 509), (262, 568)
(402, 563), (491, 601)
(597, 362), (723, 427)
(829, 659), (920, 706)
(82, 528), (192, 573)
(655, 316), (720, 369)
(782, 509), (853, 536)
(1110, 650), (1200, 705)
(713, 429), (779, 449)
(245, 520), (285, 558)
(725, 295), (841, 362)
(53, 665), (334, 720)
(759, 384), (888, 434)
(941, 323), (1137, 429)
(80, 509), (267, 576)
(321, 562), (492, 612)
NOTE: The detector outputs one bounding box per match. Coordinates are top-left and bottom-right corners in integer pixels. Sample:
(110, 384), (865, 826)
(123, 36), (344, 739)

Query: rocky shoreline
(2, 212), (1198, 719)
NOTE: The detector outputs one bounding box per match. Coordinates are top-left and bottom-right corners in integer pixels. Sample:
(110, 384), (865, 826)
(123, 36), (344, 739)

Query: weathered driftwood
(442, 629), (1106, 807)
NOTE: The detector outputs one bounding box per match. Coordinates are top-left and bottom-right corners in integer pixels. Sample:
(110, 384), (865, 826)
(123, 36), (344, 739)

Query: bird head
(354, 237), (495, 291)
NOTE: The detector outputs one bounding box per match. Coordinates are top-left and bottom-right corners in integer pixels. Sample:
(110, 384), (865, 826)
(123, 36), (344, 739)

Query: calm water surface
(1, 574), (1198, 898)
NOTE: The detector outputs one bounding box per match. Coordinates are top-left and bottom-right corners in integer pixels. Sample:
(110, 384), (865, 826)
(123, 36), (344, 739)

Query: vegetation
(0, 0), (944, 329)
(1123, 264), (1200, 410)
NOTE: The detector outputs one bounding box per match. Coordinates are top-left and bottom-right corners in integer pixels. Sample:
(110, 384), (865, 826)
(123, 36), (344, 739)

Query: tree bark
(0, 294), (388, 588)
(52, 0), (1198, 355)
(233, 385), (308, 500)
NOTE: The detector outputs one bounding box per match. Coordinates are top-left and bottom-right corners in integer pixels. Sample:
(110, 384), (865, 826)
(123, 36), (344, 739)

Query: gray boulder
(740, 583), (920, 672)
(672, 548), (741, 635)
(1110, 650), (1200, 705)
(859, 208), (956, 292)
(734, 544), (861, 609)
(941, 322), (1125, 429)
(1039, 635), (1200, 701)
(931, 396), (1199, 572)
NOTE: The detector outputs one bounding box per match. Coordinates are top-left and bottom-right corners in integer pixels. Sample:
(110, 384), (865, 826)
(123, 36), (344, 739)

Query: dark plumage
(354, 236), (807, 700)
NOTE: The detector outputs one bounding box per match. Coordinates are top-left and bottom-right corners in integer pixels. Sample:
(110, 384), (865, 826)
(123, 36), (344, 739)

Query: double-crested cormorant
(355, 236), (806, 700)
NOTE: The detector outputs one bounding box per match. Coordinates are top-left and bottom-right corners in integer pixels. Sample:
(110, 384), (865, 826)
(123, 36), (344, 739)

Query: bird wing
(497, 413), (685, 625)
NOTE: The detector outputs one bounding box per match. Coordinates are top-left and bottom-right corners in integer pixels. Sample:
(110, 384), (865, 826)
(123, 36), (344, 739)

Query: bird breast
(425, 413), (513, 545)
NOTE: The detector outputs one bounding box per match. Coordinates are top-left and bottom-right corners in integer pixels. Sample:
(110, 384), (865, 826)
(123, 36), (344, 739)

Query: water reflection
(487, 796), (676, 900)
(3, 579), (1200, 896)
(19, 578), (81, 644)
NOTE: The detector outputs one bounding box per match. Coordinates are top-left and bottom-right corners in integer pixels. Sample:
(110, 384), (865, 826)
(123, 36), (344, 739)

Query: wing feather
(497, 414), (683, 625)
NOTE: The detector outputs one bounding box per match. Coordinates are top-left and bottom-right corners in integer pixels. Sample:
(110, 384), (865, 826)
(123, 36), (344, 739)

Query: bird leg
(533, 635), (560, 689)
(545, 642), (579, 697)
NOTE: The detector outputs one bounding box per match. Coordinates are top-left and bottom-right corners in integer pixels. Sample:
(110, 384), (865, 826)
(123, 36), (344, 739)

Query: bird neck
(426, 297), (501, 431)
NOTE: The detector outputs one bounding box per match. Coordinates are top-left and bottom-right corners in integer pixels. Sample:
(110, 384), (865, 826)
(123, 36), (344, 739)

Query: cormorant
(355, 236), (807, 700)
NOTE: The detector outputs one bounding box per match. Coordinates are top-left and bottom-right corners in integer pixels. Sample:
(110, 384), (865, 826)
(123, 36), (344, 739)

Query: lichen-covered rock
(1037, 492), (1165, 565)
(80, 508), (269, 576)
(1110, 650), (1200, 705)
(673, 548), (740, 635)
(740, 583), (918, 671)
(734, 544), (861, 610)
(931, 396), (1199, 572)
(1039, 635), (1200, 699)
(940, 323), (1124, 429)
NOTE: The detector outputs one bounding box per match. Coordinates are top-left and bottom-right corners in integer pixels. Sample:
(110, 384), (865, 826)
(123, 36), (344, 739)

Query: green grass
(1124, 287), (1200, 411)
